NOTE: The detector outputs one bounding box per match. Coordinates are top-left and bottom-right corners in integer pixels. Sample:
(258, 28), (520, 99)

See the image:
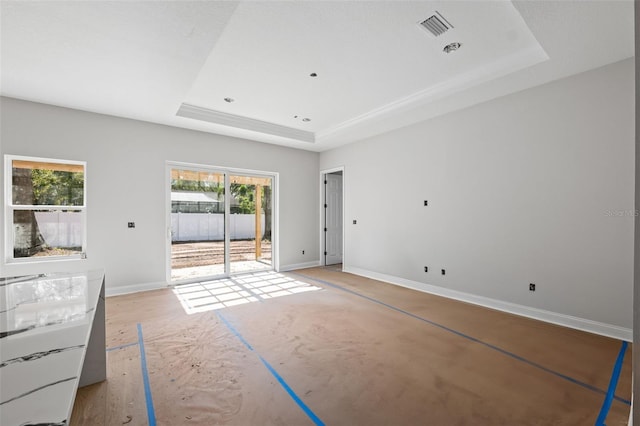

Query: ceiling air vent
(419, 12), (453, 37)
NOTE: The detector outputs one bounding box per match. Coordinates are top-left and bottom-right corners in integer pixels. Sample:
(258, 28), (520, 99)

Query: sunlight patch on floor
(172, 271), (321, 314)
(171, 260), (272, 282)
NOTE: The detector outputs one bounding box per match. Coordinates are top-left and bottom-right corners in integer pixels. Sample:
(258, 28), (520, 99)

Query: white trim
(178, 46), (547, 146)
(165, 164), (172, 283)
(223, 171), (230, 272)
(280, 261), (321, 272)
(344, 266), (632, 342)
(316, 45), (548, 142)
(177, 103), (315, 143)
(271, 173), (280, 272)
(105, 281), (169, 297)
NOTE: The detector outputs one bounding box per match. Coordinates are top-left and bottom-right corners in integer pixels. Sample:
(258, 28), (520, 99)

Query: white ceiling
(0, 1), (635, 152)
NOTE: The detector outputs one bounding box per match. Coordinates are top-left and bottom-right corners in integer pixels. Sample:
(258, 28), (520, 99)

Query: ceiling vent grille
(419, 12), (452, 37)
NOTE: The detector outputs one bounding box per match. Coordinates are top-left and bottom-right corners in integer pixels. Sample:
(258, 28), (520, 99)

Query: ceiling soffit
(179, 1), (548, 144)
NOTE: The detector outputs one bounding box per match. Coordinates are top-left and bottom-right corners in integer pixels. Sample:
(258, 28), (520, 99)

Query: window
(5, 156), (86, 262)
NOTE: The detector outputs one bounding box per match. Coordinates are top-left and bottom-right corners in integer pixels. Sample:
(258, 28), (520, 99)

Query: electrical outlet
(353, 219), (357, 225)
(424, 200), (428, 206)
(424, 266), (428, 272)
(529, 283), (536, 292)
(441, 269), (446, 276)
(302, 250), (305, 255)
(128, 222), (135, 228)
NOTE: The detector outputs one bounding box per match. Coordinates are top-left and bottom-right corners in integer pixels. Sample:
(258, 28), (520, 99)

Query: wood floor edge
(343, 266), (632, 342)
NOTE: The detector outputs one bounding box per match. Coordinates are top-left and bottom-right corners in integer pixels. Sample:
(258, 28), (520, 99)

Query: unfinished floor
(71, 267), (632, 425)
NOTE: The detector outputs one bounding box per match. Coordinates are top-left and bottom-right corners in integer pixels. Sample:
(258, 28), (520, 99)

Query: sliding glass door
(229, 174), (273, 275)
(169, 164), (275, 283)
(170, 168), (226, 281)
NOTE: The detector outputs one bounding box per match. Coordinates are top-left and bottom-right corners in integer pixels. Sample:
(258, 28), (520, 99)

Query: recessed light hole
(443, 42), (462, 54)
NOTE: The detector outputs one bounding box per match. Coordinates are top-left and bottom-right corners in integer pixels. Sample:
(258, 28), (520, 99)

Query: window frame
(4, 154), (87, 263)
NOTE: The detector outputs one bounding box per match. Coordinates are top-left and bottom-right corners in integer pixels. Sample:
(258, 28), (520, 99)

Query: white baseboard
(344, 266), (632, 342)
(105, 281), (168, 297)
(279, 260), (321, 272)
(106, 263), (321, 296)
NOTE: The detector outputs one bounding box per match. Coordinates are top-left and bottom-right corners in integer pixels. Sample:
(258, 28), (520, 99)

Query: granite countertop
(0, 270), (105, 426)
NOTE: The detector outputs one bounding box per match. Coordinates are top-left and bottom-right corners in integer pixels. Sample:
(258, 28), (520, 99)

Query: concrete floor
(72, 267), (632, 425)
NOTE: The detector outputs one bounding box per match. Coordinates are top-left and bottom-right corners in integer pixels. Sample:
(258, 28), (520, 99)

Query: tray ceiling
(0, 1), (634, 151)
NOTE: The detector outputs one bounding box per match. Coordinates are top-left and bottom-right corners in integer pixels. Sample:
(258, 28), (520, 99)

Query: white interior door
(325, 173), (343, 265)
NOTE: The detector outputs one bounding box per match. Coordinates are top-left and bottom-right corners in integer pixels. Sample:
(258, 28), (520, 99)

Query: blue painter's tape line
(291, 272), (631, 406)
(137, 323), (157, 426)
(216, 312), (253, 351)
(106, 341), (138, 352)
(595, 341), (628, 426)
(216, 311), (324, 426)
(259, 355), (325, 426)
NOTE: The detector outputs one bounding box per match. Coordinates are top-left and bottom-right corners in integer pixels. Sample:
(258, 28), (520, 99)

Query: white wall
(320, 58), (635, 331)
(0, 97), (319, 291)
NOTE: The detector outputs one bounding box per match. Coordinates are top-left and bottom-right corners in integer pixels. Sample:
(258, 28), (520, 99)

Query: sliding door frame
(166, 161), (279, 284)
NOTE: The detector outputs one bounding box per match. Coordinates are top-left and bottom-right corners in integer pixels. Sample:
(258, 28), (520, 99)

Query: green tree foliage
(230, 184), (254, 214)
(30, 169), (84, 206)
(171, 178), (258, 214)
(171, 178), (221, 193)
(12, 168), (45, 256)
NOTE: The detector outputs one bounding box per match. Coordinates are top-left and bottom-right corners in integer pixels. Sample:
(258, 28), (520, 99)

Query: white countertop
(0, 270), (105, 426)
